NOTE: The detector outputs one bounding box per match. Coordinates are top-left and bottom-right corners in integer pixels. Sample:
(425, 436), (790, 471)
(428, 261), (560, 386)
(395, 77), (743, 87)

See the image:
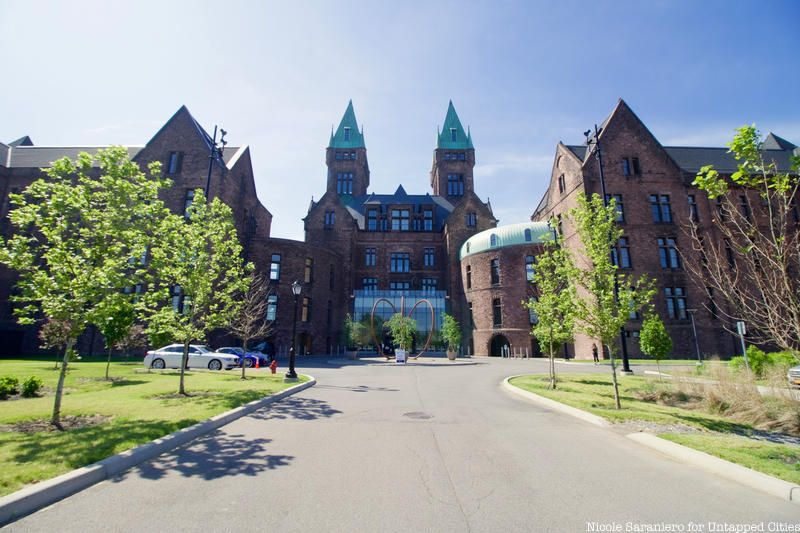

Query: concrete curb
(502, 375), (610, 427)
(627, 432), (800, 506)
(327, 358), (479, 367)
(0, 376), (316, 526)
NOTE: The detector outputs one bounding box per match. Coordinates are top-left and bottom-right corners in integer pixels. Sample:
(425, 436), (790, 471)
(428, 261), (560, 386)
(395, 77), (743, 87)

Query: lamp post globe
(285, 280), (302, 381)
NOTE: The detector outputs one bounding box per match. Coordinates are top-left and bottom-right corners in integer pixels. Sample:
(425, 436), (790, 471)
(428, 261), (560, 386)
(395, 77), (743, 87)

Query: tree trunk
(241, 337), (249, 380)
(548, 337), (556, 390)
(51, 338), (75, 429)
(656, 360), (662, 383)
(607, 344), (621, 409)
(179, 339), (190, 396)
(105, 347), (112, 381)
(55, 344), (65, 369)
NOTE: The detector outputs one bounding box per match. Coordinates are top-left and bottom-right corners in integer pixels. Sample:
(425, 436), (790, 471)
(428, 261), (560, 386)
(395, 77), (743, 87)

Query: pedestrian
(592, 343), (599, 364)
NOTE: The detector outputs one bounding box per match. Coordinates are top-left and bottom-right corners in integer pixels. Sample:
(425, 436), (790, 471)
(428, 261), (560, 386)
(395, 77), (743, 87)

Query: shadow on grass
(251, 396), (342, 421)
(5, 418), (198, 471)
(124, 430), (293, 482)
(671, 413), (753, 434)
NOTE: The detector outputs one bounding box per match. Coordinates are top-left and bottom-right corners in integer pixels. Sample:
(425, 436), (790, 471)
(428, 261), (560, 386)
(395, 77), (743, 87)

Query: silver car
(788, 365), (800, 388)
(144, 344), (239, 371)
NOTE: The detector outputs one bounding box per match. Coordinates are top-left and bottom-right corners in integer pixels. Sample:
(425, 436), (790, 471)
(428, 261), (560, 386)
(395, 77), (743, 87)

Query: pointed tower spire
(329, 100), (365, 148)
(437, 100), (473, 149)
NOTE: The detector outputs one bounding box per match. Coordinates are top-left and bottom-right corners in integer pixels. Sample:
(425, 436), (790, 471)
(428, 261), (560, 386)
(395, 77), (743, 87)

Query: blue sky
(1, 0), (798, 240)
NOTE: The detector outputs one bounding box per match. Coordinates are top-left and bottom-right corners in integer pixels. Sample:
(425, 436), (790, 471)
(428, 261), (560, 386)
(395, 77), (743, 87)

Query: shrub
(0, 376), (20, 399)
(21, 376), (43, 398)
(730, 347), (798, 378)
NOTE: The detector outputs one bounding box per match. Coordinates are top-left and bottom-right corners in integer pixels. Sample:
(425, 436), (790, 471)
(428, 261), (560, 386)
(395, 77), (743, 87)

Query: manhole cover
(403, 411), (432, 420)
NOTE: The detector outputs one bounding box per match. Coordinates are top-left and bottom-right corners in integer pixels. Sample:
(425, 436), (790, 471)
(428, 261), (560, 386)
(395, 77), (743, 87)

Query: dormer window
(524, 228), (532, 242)
(450, 128), (457, 142)
(490, 233), (498, 247)
(344, 127), (351, 141)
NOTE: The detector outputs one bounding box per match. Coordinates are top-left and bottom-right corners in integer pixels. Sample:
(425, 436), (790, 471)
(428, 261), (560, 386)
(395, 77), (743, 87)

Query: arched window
(490, 233), (498, 247)
(524, 228), (532, 242)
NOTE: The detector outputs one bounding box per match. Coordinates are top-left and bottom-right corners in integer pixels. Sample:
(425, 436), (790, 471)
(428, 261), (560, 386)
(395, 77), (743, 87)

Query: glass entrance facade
(352, 290), (447, 335)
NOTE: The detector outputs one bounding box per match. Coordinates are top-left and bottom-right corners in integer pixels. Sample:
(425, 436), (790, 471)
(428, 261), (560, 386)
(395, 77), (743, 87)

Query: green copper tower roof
(329, 100), (365, 149)
(437, 100), (473, 149)
(459, 222), (552, 260)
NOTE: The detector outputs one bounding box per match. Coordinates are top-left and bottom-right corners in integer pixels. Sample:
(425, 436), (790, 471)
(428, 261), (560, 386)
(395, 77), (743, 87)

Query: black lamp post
(204, 126), (228, 199)
(585, 125), (632, 373)
(687, 309), (702, 365)
(286, 280), (301, 381)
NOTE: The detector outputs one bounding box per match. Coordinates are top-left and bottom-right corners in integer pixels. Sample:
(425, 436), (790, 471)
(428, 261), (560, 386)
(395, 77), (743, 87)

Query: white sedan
(144, 344), (240, 371)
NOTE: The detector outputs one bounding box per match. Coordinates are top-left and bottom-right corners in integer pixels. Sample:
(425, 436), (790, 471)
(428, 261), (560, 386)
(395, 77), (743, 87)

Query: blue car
(216, 347), (270, 368)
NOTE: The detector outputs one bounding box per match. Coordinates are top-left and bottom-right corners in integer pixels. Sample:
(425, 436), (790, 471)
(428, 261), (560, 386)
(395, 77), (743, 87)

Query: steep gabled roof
(437, 101), (473, 149)
(329, 100), (365, 149)
(9, 136), (33, 147)
(763, 132), (797, 151)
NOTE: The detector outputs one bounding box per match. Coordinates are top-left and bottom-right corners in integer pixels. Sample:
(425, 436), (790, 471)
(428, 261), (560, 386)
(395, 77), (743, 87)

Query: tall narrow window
(365, 248), (376, 267)
(183, 189), (195, 220)
(301, 297), (311, 322)
(724, 238), (735, 268)
(423, 208), (433, 231)
(658, 238), (681, 269)
(466, 265), (472, 289)
(450, 128), (457, 142)
(424, 248), (435, 267)
(650, 194), (672, 223)
(266, 294), (277, 321)
(343, 127), (351, 141)
(665, 287), (687, 319)
(612, 238), (632, 268)
(622, 158), (631, 176)
(524, 228), (532, 242)
(739, 195), (751, 221)
(490, 258), (500, 285)
(466, 212), (477, 228)
(362, 278), (378, 292)
(447, 174), (464, 196)
(304, 258), (313, 283)
(167, 152), (183, 174)
(605, 194), (624, 222)
(688, 194), (699, 222)
(525, 255), (536, 282)
(391, 209), (410, 231)
(269, 254), (281, 281)
(558, 174), (566, 194)
(490, 233), (498, 247)
(367, 209), (378, 231)
(632, 157), (641, 175)
(492, 299), (502, 327)
(336, 173), (353, 194)
(422, 278), (437, 293)
(390, 281), (410, 290)
(324, 210), (335, 228)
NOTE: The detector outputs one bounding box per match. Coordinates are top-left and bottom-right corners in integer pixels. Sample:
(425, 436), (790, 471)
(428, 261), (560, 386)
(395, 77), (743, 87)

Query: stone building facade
(459, 222), (549, 356)
(531, 99), (799, 360)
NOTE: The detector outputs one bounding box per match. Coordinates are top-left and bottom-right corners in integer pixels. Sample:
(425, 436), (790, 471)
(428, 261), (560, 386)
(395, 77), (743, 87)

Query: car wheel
(244, 358), (254, 368)
(208, 359), (222, 371)
(151, 358), (166, 370)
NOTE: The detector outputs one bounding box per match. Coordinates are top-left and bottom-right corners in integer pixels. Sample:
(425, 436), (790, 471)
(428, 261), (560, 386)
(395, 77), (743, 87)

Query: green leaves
(639, 314), (672, 361)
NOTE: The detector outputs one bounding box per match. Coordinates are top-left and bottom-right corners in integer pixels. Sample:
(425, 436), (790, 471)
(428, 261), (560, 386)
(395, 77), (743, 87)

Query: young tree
(639, 314), (672, 380)
(142, 190), (250, 394)
(386, 313), (416, 354)
(227, 272), (273, 379)
(95, 294), (136, 380)
(569, 194), (655, 408)
(440, 313), (462, 354)
(689, 126), (800, 361)
(525, 235), (577, 389)
(0, 147), (167, 428)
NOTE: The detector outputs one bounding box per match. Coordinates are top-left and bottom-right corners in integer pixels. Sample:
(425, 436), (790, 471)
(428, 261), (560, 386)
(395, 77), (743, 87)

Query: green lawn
(563, 358), (718, 366)
(0, 356), (306, 496)
(509, 373), (800, 484)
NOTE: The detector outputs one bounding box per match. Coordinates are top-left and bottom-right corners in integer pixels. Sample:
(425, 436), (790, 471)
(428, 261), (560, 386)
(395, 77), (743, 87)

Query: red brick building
(531, 99), (799, 360)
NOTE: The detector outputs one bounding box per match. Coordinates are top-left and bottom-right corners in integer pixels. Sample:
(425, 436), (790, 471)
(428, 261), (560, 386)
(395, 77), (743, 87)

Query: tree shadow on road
(120, 430), (294, 482)
(250, 396), (342, 421)
(314, 384), (399, 393)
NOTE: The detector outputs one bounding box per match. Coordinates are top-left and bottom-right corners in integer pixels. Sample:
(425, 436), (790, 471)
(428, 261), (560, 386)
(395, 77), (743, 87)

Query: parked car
(788, 365), (800, 388)
(144, 344), (239, 371)
(216, 347), (270, 368)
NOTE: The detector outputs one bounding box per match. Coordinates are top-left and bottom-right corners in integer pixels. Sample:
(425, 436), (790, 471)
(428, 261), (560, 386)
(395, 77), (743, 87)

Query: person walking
(592, 343), (599, 364)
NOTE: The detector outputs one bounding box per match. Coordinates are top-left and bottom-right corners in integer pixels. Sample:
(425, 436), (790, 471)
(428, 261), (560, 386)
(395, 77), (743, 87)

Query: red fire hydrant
(269, 359), (278, 374)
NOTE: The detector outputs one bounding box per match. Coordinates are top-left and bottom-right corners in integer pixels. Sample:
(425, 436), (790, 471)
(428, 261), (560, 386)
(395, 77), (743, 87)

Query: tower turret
(326, 100), (370, 196)
(431, 101), (475, 201)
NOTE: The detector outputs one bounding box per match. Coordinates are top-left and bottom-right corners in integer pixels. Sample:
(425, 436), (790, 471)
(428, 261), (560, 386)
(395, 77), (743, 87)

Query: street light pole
(285, 280), (301, 381)
(687, 309), (702, 365)
(204, 126), (228, 199)
(586, 124), (632, 373)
